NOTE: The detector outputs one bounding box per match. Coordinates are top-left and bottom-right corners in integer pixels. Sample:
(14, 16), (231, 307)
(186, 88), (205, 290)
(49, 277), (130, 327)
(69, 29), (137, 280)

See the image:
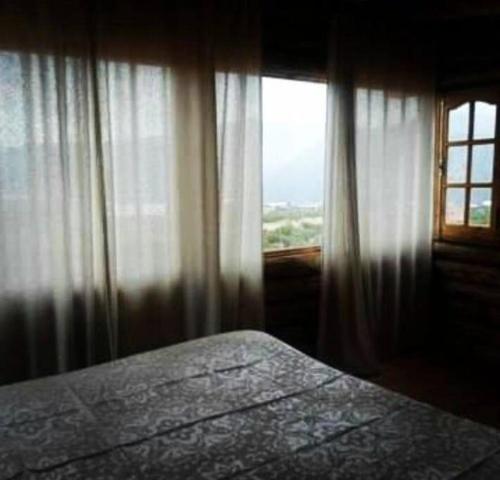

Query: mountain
(263, 122), (325, 205)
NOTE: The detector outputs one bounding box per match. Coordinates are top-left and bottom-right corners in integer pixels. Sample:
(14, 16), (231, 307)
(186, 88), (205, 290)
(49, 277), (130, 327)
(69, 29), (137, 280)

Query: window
(439, 90), (500, 243)
(262, 77), (327, 251)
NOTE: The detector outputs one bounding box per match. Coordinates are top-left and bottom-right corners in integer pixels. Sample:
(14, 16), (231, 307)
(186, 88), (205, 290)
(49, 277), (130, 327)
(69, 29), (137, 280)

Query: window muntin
(442, 99), (497, 234)
(262, 77), (326, 251)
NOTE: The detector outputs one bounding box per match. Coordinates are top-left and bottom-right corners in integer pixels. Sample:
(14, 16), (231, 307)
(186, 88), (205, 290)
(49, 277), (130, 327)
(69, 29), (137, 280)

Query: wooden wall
(432, 11), (500, 369)
(260, 3), (326, 356)
(259, 4), (500, 366)
(262, 241), (500, 368)
(433, 242), (500, 367)
(262, 0), (328, 80)
(263, 248), (321, 356)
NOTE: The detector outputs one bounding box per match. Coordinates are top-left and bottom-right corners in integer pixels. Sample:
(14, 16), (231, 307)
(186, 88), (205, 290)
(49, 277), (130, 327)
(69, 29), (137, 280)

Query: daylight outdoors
(445, 101), (496, 228)
(262, 77), (326, 251)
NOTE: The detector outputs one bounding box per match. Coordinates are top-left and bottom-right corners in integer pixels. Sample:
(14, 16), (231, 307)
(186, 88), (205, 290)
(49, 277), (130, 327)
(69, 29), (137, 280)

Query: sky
(262, 77), (327, 205)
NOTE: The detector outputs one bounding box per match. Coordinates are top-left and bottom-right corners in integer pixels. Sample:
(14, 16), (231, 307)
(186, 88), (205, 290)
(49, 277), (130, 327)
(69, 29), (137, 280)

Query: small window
(262, 77), (327, 251)
(440, 93), (499, 242)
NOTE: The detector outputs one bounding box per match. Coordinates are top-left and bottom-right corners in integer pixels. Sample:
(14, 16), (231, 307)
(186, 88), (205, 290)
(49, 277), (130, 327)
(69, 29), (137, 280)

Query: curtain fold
(216, 0), (264, 332)
(0, 0), (263, 384)
(319, 17), (434, 375)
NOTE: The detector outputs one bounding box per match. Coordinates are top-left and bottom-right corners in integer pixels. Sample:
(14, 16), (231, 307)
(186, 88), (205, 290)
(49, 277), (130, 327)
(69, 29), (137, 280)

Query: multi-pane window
(440, 92), (499, 242)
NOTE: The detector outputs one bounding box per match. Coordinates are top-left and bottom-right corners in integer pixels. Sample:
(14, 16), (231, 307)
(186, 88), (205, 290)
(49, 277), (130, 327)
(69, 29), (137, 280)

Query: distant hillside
(263, 122), (325, 205)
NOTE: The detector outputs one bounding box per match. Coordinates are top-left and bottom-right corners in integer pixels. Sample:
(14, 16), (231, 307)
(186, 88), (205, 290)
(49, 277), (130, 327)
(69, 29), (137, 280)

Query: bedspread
(1, 331), (499, 479)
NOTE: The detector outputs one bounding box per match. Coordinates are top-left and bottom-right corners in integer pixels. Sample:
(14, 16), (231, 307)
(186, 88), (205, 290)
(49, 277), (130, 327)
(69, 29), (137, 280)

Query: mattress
(1, 330), (499, 479)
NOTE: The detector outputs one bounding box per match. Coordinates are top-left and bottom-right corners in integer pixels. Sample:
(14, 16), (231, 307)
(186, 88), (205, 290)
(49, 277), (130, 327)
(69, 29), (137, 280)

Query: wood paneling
(433, 241), (500, 367)
(263, 247), (321, 356)
(262, 1), (329, 80)
(433, 10), (500, 368)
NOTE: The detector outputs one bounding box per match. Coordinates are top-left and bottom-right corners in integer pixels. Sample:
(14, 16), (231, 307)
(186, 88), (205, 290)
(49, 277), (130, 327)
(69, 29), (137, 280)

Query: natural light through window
(262, 77), (327, 251)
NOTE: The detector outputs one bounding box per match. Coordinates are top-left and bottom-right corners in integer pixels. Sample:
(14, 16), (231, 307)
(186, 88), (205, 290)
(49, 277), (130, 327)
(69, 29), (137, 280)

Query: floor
(371, 353), (500, 430)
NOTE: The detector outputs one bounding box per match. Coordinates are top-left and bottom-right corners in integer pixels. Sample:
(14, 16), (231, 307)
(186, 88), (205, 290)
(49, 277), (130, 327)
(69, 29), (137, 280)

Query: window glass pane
(469, 188), (492, 227)
(447, 146), (467, 183)
(471, 144), (494, 183)
(473, 102), (496, 140)
(263, 77), (326, 251)
(448, 103), (470, 142)
(445, 188), (465, 225)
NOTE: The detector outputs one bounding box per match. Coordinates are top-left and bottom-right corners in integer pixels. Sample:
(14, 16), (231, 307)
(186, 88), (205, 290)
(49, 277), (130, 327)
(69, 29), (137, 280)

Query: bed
(1, 330), (499, 479)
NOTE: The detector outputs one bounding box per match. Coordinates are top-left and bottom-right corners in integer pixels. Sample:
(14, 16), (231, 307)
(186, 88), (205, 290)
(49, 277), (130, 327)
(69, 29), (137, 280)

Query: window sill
(264, 245), (321, 280)
(438, 225), (499, 246)
(434, 239), (500, 267)
(264, 245), (321, 260)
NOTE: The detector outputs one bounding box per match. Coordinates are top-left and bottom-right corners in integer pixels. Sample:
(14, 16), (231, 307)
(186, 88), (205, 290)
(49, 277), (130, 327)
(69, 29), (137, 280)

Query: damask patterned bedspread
(1, 331), (500, 479)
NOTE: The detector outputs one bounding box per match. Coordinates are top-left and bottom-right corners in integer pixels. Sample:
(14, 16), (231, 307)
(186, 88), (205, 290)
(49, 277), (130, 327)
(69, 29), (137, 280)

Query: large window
(439, 89), (500, 243)
(262, 77), (327, 251)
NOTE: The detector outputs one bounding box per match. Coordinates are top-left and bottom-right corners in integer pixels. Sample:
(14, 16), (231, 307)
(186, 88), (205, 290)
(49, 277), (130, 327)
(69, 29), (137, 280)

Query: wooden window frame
(437, 87), (500, 245)
(264, 245), (321, 261)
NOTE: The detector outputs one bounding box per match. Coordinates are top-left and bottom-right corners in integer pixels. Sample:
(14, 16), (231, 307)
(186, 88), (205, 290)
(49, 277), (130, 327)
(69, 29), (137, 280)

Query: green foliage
(469, 206), (491, 226)
(263, 206), (322, 250)
(263, 207), (322, 223)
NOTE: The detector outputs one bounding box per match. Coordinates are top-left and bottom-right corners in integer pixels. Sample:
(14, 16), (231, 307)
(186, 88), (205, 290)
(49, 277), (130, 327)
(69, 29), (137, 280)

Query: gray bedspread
(1, 330), (499, 479)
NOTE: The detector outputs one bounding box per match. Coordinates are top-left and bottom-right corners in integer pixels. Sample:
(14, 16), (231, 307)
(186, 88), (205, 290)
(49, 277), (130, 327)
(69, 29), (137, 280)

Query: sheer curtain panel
(0, 0), (263, 384)
(319, 18), (435, 374)
(216, 0), (264, 332)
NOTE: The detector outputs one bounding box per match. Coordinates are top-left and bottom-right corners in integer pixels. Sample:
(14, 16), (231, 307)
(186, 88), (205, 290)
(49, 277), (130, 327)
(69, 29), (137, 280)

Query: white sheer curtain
(319, 19), (434, 374)
(216, 1), (264, 331)
(0, 0), (263, 383)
